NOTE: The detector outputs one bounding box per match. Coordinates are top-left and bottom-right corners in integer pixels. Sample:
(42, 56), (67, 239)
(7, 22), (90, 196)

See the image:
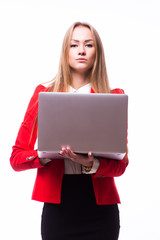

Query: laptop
(38, 92), (128, 160)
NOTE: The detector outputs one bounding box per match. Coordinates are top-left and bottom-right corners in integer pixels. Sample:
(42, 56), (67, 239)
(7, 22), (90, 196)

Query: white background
(0, 0), (160, 239)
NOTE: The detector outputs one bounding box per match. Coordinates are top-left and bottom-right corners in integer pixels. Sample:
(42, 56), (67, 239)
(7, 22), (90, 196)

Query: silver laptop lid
(38, 92), (128, 160)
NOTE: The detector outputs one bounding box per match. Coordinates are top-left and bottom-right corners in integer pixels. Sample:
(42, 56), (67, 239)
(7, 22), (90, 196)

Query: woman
(10, 22), (129, 240)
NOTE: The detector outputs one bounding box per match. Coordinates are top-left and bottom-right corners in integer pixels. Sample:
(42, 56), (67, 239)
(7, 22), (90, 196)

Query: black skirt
(41, 174), (120, 240)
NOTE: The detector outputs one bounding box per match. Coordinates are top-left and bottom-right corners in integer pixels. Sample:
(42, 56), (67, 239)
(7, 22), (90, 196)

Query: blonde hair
(49, 22), (111, 93)
(30, 22), (111, 143)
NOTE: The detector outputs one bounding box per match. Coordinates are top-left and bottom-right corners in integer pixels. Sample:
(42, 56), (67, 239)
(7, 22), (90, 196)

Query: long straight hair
(48, 22), (111, 93)
(29, 22), (111, 143)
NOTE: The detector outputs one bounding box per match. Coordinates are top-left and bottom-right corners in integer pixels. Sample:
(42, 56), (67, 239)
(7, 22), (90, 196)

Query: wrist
(82, 158), (100, 174)
(39, 158), (52, 166)
(82, 161), (93, 168)
(82, 161), (93, 173)
(82, 165), (92, 173)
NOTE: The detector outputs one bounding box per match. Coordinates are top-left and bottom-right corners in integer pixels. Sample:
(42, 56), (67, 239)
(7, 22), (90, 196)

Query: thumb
(88, 151), (94, 160)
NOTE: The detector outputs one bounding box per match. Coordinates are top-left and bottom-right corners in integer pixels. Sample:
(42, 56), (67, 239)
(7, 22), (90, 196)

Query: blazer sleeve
(92, 157), (128, 178)
(10, 85), (46, 171)
(92, 88), (129, 178)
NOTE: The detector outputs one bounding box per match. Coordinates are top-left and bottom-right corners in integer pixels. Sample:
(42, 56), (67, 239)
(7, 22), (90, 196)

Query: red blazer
(10, 84), (128, 205)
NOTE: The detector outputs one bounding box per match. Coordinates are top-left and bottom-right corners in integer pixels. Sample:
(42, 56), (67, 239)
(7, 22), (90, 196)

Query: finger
(66, 146), (77, 159)
(59, 146), (75, 160)
(59, 147), (69, 158)
(88, 151), (94, 160)
(60, 146), (69, 155)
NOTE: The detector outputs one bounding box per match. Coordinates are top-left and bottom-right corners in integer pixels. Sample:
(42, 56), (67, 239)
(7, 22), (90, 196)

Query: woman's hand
(123, 144), (129, 165)
(59, 146), (94, 167)
(39, 158), (52, 166)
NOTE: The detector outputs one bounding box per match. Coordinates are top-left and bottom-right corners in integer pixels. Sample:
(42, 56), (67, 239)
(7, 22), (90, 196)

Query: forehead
(71, 26), (93, 41)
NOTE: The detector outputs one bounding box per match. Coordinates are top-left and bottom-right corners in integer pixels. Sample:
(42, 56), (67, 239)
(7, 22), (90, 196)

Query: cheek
(69, 49), (76, 61)
(68, 51), (74, 65)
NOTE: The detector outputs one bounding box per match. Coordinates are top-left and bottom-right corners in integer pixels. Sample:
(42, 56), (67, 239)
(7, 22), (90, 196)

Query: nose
(78, 44), (86, 55)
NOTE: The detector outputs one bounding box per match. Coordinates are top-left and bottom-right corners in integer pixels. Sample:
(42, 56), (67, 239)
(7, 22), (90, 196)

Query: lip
(76, 58), (87, 62)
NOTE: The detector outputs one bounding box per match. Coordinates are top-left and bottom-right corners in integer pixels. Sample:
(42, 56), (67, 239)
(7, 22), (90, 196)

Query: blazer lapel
(90, 88), (95, 93)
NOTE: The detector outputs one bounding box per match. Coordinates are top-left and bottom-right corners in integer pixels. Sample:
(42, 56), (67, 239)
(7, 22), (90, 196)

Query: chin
(71, 66), (92, 73)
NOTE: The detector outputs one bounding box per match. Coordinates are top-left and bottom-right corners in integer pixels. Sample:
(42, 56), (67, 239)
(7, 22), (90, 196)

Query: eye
(85, 44), (93, 48)
(70, 44), (78, 48)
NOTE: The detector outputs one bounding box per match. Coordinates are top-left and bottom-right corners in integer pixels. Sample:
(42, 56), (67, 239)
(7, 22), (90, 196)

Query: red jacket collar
(90, 88), (95, 93)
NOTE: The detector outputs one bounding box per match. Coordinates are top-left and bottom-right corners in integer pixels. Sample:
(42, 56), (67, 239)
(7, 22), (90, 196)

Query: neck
(70, 71), (90, 90)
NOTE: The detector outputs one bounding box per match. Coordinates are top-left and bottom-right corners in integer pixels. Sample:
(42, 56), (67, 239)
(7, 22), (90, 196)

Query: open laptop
(38, 92), (128, 160)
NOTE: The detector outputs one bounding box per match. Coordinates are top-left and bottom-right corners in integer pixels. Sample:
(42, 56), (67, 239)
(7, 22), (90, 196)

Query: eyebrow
(71, 39), (94, 43)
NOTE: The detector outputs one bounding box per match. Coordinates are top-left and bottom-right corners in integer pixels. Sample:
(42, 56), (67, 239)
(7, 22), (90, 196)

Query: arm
(92, 152), (129, 179)
(10, 85), (46, 171)
(59, 146), (129, 177)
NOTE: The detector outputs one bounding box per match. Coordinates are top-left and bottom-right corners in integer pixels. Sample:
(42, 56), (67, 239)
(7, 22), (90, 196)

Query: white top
(69, 83), (91, 93)
(64, 83), (100, 174)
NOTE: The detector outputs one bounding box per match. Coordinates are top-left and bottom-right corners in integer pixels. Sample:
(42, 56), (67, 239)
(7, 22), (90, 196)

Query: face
(68, 26), (96, 74)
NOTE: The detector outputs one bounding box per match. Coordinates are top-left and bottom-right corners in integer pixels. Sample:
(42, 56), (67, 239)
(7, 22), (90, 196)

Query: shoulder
(26, 83), (50, 113)
(33, 84), (46, 95)
(111, 88), (125, 94)
(32, 81), (53, 97)
(30, 84), (47, 103)
(33, 83), (51, 94)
